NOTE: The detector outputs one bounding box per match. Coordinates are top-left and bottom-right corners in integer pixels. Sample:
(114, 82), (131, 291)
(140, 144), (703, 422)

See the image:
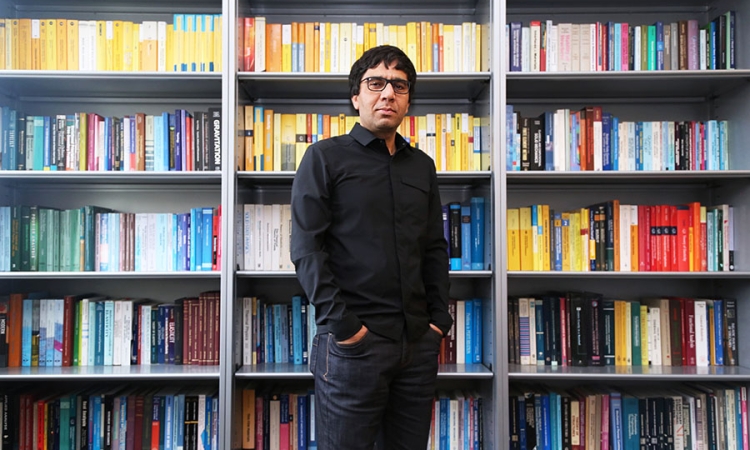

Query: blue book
(569, 113), (579, 171)
(622, 395), (639, 450)
(553, 213), (563, 271)
(174, 109), (183, 171)
(714, 299), (724, 365)
(460, 206), (472, 271)
(449, 203), (462, 270)
(91, 394), (103, 450)
(516, 395), (527, 450)
(602, 113), (612, 170)
(506, 105), (515, 171)
(308, 390), (317, 449)
(53, 299), (64, 366)
(0, 107), (7, 171)
(533, 394), (544, 450)
(273, 304), (283, 363)
(189, 208), (199, 271)
(610, 392), (624, 450)
(300, 297), (309, 364)
(281, 304), (290, 363)
(612, 116), (619, 170)
(549, 391), (558, 450)
(634, 122), (643, 170)
(20, 298), (33, 367)
(470, 197), (485, 270)
(175, 394), (186, 450)
(38, 300), (48, 367)
(292, 296), (303, 365)
(464, 299), (474, 363)
(472, 299), (483, 363)
(297, 394), (308, 450)
(442, 205), (450, 259)
(201, 207), (214, 271)
(544, 111), (554, 171)
(94, 301), (105, 365)
(439, 395), (449, 450)
(32, 116), (44, 171)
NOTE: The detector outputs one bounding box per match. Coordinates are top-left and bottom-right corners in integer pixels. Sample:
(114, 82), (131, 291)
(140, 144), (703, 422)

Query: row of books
(239, 388), (485, 450)
(0, 107), (223, 172)
(0, 15), (223, 72)
(509, 383), (748, 450)
(506, 12), (736, 73)
(0, 206), (222, 273)
(0, 291), (221, 368)
(508, 294), (738, 368)
(506, 105), (729, 172)
(506, 201), (735, 272)
(241, 296), (314, 366)
(443, 198), (489, 271)
(236, 106), (488, 173)
(1, 388), (219, 450)
(442, 298), (484, 365)
(238, 18), (484, 73)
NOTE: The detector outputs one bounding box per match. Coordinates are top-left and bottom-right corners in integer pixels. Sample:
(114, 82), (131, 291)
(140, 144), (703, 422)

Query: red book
(661, 205), (671, 271)
(559, 294), (568, 366)
(638, 205), (648, 271)
(244, 17), (255, 72)
(212, 207), (220, 271)
(676, 205), (690, 272)
(62, 295), (75, 366)
(126, 394), (137, 450)
(688, 201), (701, 271)
(668, 205), (678, 271)
(649, 205), (659, 271)
(683, 298), (696, 365)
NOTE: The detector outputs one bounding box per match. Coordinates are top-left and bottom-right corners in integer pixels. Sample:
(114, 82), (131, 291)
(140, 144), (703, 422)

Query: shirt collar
(350, 122), (411, 155)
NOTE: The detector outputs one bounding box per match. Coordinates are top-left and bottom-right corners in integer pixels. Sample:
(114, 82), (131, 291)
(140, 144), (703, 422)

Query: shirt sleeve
(290, 145), (363, 341)
(421, 163), (454, 336)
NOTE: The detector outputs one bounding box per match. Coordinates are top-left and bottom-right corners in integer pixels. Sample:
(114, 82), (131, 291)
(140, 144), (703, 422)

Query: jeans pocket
(309, 334), (320, 374)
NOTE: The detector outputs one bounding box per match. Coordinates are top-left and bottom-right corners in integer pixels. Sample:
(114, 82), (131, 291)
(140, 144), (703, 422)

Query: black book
(208, 107), (222, 171)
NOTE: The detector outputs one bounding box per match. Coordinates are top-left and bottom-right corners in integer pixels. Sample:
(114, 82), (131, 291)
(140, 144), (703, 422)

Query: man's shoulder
(309, 134), (357, 153)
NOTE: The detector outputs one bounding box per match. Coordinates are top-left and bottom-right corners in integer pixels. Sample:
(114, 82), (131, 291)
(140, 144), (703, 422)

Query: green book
(630, 301), (642, 366)
(647, 25), (657, 70)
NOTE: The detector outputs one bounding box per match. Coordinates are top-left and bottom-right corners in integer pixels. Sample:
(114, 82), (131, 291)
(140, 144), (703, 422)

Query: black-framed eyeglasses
(361, 77), (411, 94)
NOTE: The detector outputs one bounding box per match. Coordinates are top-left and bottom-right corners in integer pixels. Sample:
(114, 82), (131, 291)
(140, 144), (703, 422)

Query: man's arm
(421, 165), (453, 336)
(290, 146), (363, 342)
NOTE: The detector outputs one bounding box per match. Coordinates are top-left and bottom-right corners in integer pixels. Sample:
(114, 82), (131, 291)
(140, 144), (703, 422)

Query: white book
(529, 22), (541, 72)
(262, 204), (273, 270)
(648, 306), (661, 365)
(121, 300), (133, 367)
(518, 298), (530, 365)
(376, 22), (384, 47)
(198, 395), (207, 450)
(652, 121), (662, 171)
(557, 23), (572, 71)
(255, 17), (266, 72)
(579, 23), (590, 72)
(699, 29), (707, 70)
(157, 21), (167, 71)
(113, 300), (123, 366)
(318, 22), (327, 73)
(253, 204), (264, 270)
(271, 204), (281, 270)
(80, 298), (90, 366)
(617, 121), (628, 171)
(593, 117), (602, 170)
(242, 204), (254, 270)
(462, 22), (473, 72)
(627, 122), (636, 171)
(520, 27), (529, 72)
(339, 22), (351, 72)
(570, 24), (580, 72)
(528, 298), (536, 364)
(330, 23), (339, 73)
(456, 300), (465, 364)
(281, 24), (292, 72)
(548, 24), (558, 72)
(141, 304), (151, 365)
(279, 204), (293, 271)
(634, 26), (641, 71)
(619, 205), (631, 271)
(449, 394), (460, 449)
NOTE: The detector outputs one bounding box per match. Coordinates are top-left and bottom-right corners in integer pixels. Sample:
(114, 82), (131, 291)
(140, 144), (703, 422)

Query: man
(291, 45), (453, 450)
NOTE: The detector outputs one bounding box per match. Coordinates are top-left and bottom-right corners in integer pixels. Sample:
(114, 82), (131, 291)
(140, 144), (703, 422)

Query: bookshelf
(0, 0), (227, 447)
(226, 0), (501, 448)
(503, 0), (750, 448)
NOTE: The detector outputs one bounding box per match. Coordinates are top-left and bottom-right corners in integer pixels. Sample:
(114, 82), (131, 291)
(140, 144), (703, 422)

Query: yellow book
(194, 15), (204, 72)
(571, 210), (581, 271)
(422, 21), (432, 72)
(272, 112), (281, 171)
(123, 21), (133, 71)
(405, 22), (418, 66)
(9, 19), (19, 69)
(532, 205), (541, 271)
(444, 114), (453, 171)
(295, 113), (307, 165)
(630, 205), (639, 272)
(0, 20), (5, 70)
(185, 15), (196, 71)
(461, 113), (470, 171)
(173, 14), (184, 72)
(329, 114), (338, 138)
(614, 300), (626, 366)
(96, 20), (107, 70)
(417, 115), (427, 152)
(639, 304), (649, 365)
(112, 21), (123, 71)
(165, 23), (173, 72)
(708, 300), (716, 365)
(142, 21), (158, 72)
(56, 19), (66, 70)
(213, 15), (222, 72)
(476, 23), (483, 72)
(17, 19), (30, 70)
(312, 22), (320, 72)
(443, 24), (454, 72)
(322, 22), (331, 72)
(78, 112), (87, 170)
(281, 23), (292, 72)
(396, 25), (407, 54)
(131, 23), (140, 71)
(561, 212), (571, 271)
(30, 19), (41, 70)
(263, 108), (274, 171)
(337, 113), (346, 136)
(519, 206), (533, 271)
(365, 22), (376, 51)
(542, 204), (550, 271)
(345, 116), (357, 134)
(624, 301), (632, 365)
(310, 113), (318, 144)
(507, 208), (521, 271)
(242, 104), (254, 170)
(415, 22), (422, 72)
(39, 19), (48, 69)
(279, 113), (296, 171)
(253, 106), (265, 170)
(472, 116), (481, 170)
(434, 114), (443, 171)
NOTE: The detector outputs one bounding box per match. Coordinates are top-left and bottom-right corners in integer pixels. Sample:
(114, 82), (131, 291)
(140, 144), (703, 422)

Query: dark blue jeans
(309, 328), (442, 450)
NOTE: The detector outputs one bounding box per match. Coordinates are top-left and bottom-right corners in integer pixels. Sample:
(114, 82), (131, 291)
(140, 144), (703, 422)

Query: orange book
(263, 108), (274, 171)
(304, 22), (314, 72)
(243, 104), (254, 170)
(30, 19), (41, 70)
(135, 113), (146, 171)
(17, 19), (31, 70)
(265, 22), (282, 72)
(185, 114), (193, 171)
(7, 293), (24, 367)
(41, 19), (56, 70)
(436, 23), (444, 72)
(9, 19), (19, 69)
(313, 22), (320, 72)
(243, 17), (254, 71)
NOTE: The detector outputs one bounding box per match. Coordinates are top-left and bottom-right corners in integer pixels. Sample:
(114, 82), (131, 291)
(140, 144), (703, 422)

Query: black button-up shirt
(291, 123), (453, 342)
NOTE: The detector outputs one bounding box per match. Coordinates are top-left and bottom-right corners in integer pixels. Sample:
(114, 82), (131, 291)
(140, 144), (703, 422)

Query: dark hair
(349, 45), (417, 100)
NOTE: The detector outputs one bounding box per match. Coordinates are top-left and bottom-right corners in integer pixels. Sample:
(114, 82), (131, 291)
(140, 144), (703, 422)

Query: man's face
(351, 62), (411, 139)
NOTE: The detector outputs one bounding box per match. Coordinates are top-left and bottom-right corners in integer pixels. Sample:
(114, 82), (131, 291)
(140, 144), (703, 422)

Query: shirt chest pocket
(399, 176), (430, 224)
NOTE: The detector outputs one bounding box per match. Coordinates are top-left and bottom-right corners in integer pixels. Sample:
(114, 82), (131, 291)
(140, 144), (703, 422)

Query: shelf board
(508, 364), (750, 381)
(236, 270), (492, 278)
(0, 171), (222, 187)
(0, 71), (222, 100)
(10, 0), (220, 12)
(237, 170), (491, 185)
(235, 363), (492, 379)
(506, 70), (750, 100)
(0, 365), (220, 381)
(507, 0), (711, 10)
(506, 170), (750, 185)
(0, 271), (221, 279)
(508, 271), (750, 279)
(238, 72), (491, 101)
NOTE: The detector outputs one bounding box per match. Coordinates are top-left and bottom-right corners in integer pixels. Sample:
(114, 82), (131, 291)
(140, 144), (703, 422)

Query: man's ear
(351, 95), (359, 111)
